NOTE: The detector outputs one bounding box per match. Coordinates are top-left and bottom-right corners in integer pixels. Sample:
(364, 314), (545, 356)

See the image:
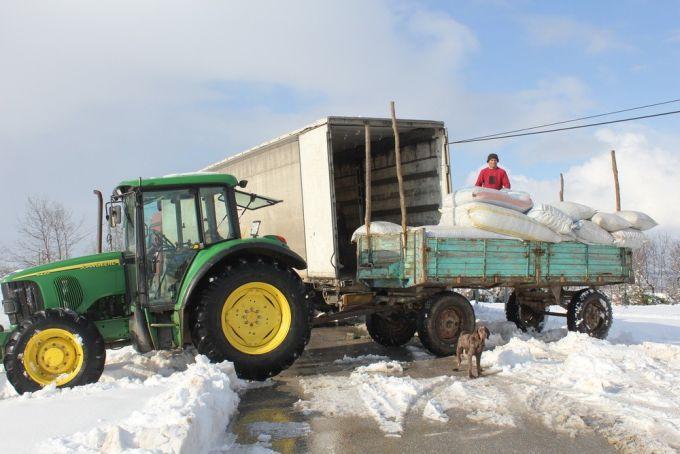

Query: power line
(460, 98), (680, 142)
(449, 109), (680, 144)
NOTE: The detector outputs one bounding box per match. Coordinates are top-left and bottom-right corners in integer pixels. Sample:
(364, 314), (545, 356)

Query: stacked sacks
(436, 188), (657, 249)
(586, 210), (657, 248)
(573, 220), (614, 245)
(463, 202), (562, 242)
(447, 187), (564, 242)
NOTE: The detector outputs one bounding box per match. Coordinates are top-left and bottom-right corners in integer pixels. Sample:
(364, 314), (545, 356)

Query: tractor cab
(110, 174), (280, 311)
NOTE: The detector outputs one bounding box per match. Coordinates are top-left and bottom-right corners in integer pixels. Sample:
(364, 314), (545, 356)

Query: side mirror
(108, 205), (122, 228)
(238, 179), (248, 188)
(250, 220), (261, 238)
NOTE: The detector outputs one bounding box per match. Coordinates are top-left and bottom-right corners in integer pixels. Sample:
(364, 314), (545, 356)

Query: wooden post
(611, 150), (621, 211)
(364, 123), (372, 253)
(559, 173), (564, 202)
(390, 101), (408, 249)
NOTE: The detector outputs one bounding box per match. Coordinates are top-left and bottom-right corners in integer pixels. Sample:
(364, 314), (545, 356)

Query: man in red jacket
(475, 153), (511, 190)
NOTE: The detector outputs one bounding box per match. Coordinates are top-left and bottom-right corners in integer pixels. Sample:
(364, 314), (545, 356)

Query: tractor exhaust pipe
(93, 189), (103, 254)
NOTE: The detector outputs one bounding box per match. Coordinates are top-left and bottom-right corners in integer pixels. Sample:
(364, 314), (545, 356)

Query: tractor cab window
(142, 189), (200, 307)
(199, 187), (236, 243)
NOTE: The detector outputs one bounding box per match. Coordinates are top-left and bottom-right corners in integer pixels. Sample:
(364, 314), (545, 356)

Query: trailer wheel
(567, 289), (612, 339)
(191, 258), (311, 380)
(417, 292), (475, 357)
(3, 308), (106, 394)
(505, 290), (545, 333)
(366, 312), (417, 347)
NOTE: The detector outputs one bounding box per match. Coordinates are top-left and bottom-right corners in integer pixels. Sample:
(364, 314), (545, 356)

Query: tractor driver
(475, 153), (510, 190)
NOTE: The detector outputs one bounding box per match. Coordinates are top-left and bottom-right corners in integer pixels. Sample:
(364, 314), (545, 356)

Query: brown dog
(454, 325), (490, 379)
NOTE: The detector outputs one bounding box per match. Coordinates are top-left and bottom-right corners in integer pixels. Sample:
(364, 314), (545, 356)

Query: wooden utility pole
(559, 173), (564, 201)
(611, 150), (621, 211)
(390, 101), (408, 249)
(364, 123), (372, 251)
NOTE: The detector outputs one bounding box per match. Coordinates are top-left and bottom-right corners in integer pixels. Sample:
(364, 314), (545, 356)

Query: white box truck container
(204, 116), (451, 285)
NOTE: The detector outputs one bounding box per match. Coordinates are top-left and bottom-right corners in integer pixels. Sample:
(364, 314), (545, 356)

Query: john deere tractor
(0, 174), (310, 394)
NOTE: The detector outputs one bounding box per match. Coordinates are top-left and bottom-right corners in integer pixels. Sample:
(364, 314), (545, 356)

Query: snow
(0, 302), (679, 451)
(0, 347), (243, 453)
(297, 302), (680, 451)
(333, 354), (390, 364)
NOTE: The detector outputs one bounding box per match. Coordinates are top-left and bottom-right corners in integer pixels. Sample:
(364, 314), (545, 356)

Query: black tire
(417, 292), (475, 357)
(191, 258), (311, 380)
(505, 290), (545, 333)
(3, 308), (106, 394)
(366, 312), (417, 347)
(567, 289), (612, 339)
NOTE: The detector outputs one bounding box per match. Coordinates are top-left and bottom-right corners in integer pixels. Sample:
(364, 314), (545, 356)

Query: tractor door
(139, 189), (201, 310)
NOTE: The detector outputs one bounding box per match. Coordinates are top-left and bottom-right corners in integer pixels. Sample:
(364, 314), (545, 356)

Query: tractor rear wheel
(3, 308), (106, 394)
(366, 312), (417, 347)
(417, 292), (475, 357)
(191, 258), (311, 380)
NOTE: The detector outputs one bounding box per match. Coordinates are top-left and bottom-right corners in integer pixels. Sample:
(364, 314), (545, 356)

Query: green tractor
(0, 173), (311, 394)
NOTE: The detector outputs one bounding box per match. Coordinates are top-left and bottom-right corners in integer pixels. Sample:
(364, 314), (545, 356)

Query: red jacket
(475, 167), (510, 190)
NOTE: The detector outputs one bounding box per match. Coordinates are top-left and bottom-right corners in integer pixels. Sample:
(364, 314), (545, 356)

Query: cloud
(505, 129), (680, 233)
(520, 15), (626, 54)
(0, 1), (479, 249)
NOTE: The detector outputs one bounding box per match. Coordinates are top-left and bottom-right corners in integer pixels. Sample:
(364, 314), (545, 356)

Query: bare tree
(8, 196), (87, 268)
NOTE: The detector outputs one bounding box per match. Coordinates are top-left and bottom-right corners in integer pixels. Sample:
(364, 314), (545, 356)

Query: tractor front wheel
(3, 308), (106, 394)
(191, 258), (311, 380)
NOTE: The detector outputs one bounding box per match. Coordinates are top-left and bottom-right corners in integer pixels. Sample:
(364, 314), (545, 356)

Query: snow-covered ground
(297, 303), (680, 452)
(0, 348), (262, 453)
(0, 303), (678, 453)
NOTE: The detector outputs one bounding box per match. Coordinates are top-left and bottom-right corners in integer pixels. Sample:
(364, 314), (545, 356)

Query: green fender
(172, 237), (306, 346)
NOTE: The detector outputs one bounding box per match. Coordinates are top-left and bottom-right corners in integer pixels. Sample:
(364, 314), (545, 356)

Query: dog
(454, 325), (490, 379)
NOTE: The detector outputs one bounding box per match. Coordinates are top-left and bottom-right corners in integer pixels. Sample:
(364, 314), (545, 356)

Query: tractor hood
(1, 252), (124, 283)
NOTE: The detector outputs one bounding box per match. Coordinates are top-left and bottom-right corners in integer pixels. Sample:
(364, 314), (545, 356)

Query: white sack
(464, 203), (562, 243)
(526, 204), (575, 235)
(551, 201), (596, 221)
(616, 210), (658, 231)
(611, 228), (648, 249)
(591, 212), (631, 232)
(573, 220), (613, 245)
(454, 187), (533, 212)
(454, 206), (474, 227)
(423, 225), (517, 240)
(438, 194), (456, 226)
(351, 221), (402, 242)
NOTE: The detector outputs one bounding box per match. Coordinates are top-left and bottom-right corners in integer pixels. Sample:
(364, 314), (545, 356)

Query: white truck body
(204, 116), (450, 283)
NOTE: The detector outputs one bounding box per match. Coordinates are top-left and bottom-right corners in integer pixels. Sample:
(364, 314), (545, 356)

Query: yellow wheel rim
(221, 282), (292, 355)
(22, 328), (84, 386)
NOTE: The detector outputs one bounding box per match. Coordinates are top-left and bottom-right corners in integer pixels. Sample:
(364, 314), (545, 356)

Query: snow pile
(40, 356), (240, 453)
(479, 333), (680, 452)
(0, 348), (243, 453)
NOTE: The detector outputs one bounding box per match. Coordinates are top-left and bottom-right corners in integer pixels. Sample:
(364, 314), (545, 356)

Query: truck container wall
(204, 117), (449, 282)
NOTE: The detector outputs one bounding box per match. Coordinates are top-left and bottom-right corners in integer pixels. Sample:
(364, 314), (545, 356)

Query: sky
(1, 0), (679, 255)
